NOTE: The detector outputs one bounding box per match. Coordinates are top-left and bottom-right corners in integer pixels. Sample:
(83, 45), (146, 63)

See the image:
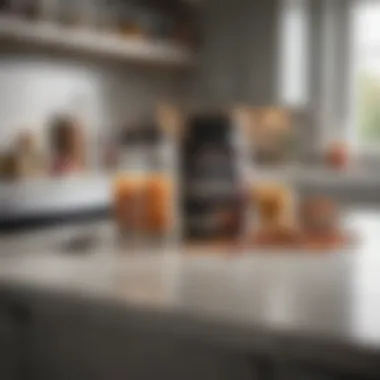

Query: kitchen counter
(0, 175), (111, 218)
(1, 165), (380, 219)
(1, 210), (380, 379)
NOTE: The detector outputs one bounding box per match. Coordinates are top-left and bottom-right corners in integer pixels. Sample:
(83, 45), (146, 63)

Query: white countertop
(1, 209), (380, 356)
(249, 165), (380, 184)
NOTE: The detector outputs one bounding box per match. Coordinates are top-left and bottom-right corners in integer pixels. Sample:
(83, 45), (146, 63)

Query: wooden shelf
(0, 16), (196, 68)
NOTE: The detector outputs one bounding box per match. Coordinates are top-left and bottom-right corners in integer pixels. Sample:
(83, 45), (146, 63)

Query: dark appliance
(181, 113), (243, 242)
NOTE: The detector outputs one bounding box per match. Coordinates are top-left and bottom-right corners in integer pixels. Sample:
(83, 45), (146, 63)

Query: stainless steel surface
(0, 209), (379, 354)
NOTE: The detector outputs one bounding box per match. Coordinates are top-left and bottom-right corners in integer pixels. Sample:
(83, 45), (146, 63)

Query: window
(278, 0), (309, 107)
(353, 2), (380, 147)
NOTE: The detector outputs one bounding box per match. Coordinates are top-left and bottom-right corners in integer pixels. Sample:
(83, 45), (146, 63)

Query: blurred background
(0, 0), (378, 242)
(2, 3), (380, 379)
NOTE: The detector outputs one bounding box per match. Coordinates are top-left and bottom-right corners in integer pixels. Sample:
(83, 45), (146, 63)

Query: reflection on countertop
(0, 209), (380, 355)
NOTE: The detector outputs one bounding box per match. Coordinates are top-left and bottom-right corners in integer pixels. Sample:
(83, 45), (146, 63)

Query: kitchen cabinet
(1, 286), (256, 380)
(1, 284), (376, 380)
(0, 303), (20, 380)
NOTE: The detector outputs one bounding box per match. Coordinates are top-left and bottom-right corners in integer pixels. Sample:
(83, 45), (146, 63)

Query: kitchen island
(0, 210), (379, 379)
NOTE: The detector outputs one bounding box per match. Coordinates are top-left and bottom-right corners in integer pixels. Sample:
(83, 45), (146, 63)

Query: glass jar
(113, 172), (174, 247)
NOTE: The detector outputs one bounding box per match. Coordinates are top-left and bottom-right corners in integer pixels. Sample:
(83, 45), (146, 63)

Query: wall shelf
(0, 16), (196, 69)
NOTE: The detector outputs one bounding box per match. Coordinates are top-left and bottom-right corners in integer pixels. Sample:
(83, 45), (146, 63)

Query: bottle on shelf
(0, 0), (12, 15)
(9, 0), (42, 20)
(118, 1), (145, 38)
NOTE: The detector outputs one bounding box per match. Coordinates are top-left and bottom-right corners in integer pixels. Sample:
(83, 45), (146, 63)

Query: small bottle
(0, 0), (12, 15)
(10, 0), (41, 19)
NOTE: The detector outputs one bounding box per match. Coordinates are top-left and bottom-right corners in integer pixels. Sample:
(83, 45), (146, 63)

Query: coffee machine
(181, 113), (244, 242)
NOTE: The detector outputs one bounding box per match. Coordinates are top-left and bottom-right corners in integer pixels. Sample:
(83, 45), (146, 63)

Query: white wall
(0, 53), (185, 151)
(0, 52), (185, 218)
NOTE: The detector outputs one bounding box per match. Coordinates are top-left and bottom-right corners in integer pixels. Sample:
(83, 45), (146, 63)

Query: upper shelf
(0, 16), (196, 69)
